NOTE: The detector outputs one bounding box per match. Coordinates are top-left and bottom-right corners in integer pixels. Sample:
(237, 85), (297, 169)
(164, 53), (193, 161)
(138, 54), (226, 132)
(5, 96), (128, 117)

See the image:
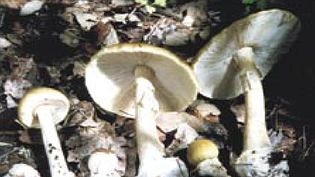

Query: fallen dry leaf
(180, 0), (209, 27)
(166, 123), (199, 155)
(20, 0), (44, 16)
(3, 79), (32, 108)
(74, 12), (99, 31)
(0, 0), (27, 9)
(65, 109), (126, 176)
(0, 37), (12, 49)
(189, 100), (221, 123)
(65, 101), (95, 127)
(230, 103), (245, 125)
(59, 28), (81, 48)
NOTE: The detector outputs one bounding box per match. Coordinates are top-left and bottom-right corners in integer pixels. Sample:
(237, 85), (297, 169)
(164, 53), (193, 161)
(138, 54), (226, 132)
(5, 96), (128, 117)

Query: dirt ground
(0, 0), (315, 177)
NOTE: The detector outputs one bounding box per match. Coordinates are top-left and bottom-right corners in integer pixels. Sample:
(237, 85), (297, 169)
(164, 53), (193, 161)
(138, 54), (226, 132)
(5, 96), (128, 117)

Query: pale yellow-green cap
(187, 139), (219, 166)
(18, 87), (70, 128)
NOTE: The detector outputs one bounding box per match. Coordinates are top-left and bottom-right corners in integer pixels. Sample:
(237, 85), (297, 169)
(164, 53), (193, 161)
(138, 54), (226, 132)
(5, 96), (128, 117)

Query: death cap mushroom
(187, 139), (219, 167)
(193, 9), (300, 99)
(85, 43), (198, 117)
(18, 87), (74, 177)
(18, 87), (70, 128)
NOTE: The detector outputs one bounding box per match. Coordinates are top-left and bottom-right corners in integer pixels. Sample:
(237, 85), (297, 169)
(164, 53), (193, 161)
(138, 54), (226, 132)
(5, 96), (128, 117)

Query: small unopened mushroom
(187, 139), (230, 177)
(4, 163), (40, 177)
(88, 150), (121, 177)
(18, 87), (74, 177)
(85, 43), (198, 177)
(193, 9), (300, 177)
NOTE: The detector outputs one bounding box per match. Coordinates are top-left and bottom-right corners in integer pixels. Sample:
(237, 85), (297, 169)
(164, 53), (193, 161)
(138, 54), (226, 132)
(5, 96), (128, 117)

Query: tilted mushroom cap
(193, 9), (300, 99)
(18, 87), (70, 128)
(85, 43), (198, 118)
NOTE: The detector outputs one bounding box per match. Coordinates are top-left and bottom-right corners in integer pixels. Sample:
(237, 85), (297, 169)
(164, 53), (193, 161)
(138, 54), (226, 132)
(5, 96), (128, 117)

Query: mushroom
(187, 139), (230, 177)
(18, 87), (74, 177)
(4, 163), (40, 177)
(193, 9), (300, 177)
(88, 149), (121, 177)
(85, 43), (198, 177)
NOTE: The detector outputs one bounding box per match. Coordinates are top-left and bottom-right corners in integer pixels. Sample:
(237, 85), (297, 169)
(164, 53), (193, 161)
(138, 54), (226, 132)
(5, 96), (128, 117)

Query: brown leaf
(166, 123), (199, 155)
(0, 0), (27, 9)
(65, 101), (95, 127)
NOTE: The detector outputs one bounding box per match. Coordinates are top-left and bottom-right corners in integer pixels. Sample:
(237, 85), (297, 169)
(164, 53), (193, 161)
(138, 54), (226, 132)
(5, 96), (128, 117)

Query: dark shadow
(0, 108), (22, 130)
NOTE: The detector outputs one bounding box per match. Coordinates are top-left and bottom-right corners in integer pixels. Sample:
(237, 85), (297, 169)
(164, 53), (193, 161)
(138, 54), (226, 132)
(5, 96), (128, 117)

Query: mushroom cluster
(18, 87), (74, 177)
(14, 9), (301, 177)
(193, 9), (300, 177)
(85, 43), (198, 177)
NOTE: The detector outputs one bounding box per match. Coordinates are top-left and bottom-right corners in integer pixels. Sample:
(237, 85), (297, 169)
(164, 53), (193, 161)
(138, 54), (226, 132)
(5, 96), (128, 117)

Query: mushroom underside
(86, 49), (198, 117)
(193, 9), (301, 99)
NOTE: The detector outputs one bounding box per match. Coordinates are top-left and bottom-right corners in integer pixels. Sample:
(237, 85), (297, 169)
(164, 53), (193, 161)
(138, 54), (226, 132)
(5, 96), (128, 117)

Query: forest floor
(0, 0), (315, 177)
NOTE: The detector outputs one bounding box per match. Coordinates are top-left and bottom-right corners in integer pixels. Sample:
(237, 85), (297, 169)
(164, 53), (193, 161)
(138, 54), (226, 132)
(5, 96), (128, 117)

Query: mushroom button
(193, 9), (300, 177)
(187, 139), (230, 177)
(88, 150), (120, 177)
(187, 139), (219, 167)
(18, 87), (74, 177)
(85, 43), (198, 177)
(4, 164), (40, 177)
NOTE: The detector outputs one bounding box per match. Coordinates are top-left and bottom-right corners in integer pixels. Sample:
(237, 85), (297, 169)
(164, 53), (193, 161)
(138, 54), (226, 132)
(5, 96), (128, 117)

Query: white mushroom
(18, 87), (74, 177)
(85, 43), (198, 177)
(4, 163), (40, 177)
(88, 150), (121, 177)
(193, 9), (300, 177)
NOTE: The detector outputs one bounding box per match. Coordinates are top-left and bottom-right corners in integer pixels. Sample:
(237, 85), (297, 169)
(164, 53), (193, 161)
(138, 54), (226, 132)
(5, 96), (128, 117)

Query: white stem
(36, 106), (73, 177)
(233, 47), (271, 151)
(134, 65), (165, 169)
(241, 72), (271, 150)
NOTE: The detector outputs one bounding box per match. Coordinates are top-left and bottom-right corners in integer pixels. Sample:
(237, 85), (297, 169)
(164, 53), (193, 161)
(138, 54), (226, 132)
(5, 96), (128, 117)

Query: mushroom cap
(18, 87), (70, 128)
(88, 150), (120, 176)
(193, 9), (300, 99)
(187, 139), (219, 166)
(85, 43), (198, 118)
(5, 163), (40, 177)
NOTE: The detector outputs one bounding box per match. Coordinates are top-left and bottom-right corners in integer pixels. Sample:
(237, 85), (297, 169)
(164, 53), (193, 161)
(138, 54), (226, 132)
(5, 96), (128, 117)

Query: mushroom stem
(243, 75), (271, 150)
(35, 106), (73, 177)
(233, 47), (271, 151)
(134, 65), (165, 167)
